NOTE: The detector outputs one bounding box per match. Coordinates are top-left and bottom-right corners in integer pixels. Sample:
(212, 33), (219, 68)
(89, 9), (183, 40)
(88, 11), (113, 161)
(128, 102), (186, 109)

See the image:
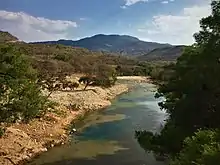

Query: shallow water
(29, 83), (167, 165)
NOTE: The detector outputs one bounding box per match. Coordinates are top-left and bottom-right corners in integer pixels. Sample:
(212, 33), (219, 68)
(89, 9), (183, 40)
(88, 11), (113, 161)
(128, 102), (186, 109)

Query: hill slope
(138, 45), (185, 61)
(1, 31), (183, 61)
(33, 34), (171, 56)
(0, 31), (145, 77)
(0, 31), (19, 43)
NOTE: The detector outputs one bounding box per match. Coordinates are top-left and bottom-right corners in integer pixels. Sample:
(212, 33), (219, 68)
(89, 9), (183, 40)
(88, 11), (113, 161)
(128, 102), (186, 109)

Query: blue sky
(0, 0), (211, 45)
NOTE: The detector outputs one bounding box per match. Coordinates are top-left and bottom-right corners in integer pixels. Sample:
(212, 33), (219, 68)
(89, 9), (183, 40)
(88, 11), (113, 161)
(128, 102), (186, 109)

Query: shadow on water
(29, 83), (167, 165)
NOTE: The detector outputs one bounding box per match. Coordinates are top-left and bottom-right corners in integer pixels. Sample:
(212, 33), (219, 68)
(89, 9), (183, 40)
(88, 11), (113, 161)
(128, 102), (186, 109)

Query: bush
(0, 127), (6, 138)
(53, 54), (71, 62)
(171, 130), (220, 165)
(0, 45), (52, 122)
(79, 71), (117, 90)
(92, 75), (117, 88)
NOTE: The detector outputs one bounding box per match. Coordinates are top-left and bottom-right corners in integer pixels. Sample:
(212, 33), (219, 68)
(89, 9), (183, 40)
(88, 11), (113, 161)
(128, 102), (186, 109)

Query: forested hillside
(136, 1), (220, 165)
(0, 32), (170, 79)
(32, 34), (171, 56)
(138, 45), (185, 61)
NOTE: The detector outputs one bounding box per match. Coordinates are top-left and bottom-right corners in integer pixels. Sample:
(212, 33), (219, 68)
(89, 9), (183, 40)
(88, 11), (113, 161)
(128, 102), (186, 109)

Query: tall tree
(136, 0), (220, 161)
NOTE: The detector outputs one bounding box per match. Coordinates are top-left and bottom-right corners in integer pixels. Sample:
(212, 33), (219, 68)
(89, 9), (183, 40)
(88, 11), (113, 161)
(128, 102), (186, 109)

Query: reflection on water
(29, 83), (167, 165)
(77, 114), (127, 131)
(30, 140), (128, 165)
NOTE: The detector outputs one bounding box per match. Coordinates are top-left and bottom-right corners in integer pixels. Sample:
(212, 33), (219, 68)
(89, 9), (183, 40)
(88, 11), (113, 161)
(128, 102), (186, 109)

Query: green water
(29, 83), (167, 165)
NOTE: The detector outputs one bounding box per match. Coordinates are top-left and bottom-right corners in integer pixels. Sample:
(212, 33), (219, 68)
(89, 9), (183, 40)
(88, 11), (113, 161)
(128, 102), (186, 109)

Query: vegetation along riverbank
(0, 27), (166, 165)
(135, 1), (220, 165)
(0, 74), (132, 165)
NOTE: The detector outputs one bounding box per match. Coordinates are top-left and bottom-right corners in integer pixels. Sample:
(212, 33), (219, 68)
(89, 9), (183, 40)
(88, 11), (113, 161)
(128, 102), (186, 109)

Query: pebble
(41, 148), (47, 152)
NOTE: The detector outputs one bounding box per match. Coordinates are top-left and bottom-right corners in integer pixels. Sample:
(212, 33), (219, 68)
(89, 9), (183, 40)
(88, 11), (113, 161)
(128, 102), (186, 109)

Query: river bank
(28, 81), (166, 165)
(0, 76), (150, 165)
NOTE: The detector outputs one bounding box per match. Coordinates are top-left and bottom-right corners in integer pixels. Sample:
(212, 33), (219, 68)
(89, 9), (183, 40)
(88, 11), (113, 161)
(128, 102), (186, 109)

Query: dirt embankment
(0, 76), (129, 165)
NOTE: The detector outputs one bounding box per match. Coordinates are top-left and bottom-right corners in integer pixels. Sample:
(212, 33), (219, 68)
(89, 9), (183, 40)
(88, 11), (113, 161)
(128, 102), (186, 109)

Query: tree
(78, 76), (95, 90)
(136, 0), (220, 163)
(79, 73), (117, 90)
(0, 45), (51, 122)
(79, 64), (117, 90)
(171, 130), (220, 165)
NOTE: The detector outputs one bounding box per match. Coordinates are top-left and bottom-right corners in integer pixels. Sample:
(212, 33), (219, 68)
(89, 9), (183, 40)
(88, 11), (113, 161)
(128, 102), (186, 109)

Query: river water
(29, 83), (167, 165)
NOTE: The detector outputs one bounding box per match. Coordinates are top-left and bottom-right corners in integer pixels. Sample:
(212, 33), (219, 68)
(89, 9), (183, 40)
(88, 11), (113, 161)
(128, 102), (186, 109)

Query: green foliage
(7, 42), (141, 77)
(79, 64), (117, 90)
(0, 127), (6, 138)
(136, 1), (220, 164)
(136, 122), (186, 157)
(53, 53), (71, 62)
(115, 63), (157, 77)
(79, 76), (96, 90)
(0, 45), (51, 122)
(92, 64), (117, 87)
(92, 75), (117, 88)
(79, 74), (116, 90)
(171, 130), (220, 165)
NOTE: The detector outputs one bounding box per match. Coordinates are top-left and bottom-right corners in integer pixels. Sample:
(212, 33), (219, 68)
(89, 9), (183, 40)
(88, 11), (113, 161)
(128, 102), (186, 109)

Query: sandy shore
(0, 76), (149, 165)
(117, 76), (152, 83)
(117, 76), (150, 81)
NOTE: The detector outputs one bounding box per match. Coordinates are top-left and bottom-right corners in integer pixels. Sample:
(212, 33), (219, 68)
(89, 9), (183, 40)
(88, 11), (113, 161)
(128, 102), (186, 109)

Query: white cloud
(137, 28), (148, 32)
(161, 1), (169, 4)
(137, 2), (211, 45)
(124, 0), (148, 6)
(161, 0), (175, 4)
(79, 17), (87, 21)
(0, 10), (78, 42)
(120, 5), (127, 9)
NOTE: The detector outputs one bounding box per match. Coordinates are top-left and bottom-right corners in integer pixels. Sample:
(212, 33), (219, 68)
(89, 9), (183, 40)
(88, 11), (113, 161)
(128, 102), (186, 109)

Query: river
(29, 83), (167, 165)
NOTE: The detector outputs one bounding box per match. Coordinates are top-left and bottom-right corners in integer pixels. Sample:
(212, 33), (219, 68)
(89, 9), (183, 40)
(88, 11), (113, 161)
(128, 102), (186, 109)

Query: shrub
(53, 54), (71, 62)
(0, 45), (52, 123)
(0, 127), (6, 138)
(171, 130), (220, 165)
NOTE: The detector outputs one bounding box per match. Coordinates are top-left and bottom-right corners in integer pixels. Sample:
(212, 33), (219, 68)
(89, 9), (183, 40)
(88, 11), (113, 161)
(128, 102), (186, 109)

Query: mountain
(0, 31), (142, 76)
(138, 45), (186, 61)
(32, 34), (171, 56)
(0, 31), (19, 43)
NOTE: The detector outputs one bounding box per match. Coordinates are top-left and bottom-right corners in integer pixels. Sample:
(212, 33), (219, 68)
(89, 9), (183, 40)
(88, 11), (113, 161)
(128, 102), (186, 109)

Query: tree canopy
(136, 1), (220, 164)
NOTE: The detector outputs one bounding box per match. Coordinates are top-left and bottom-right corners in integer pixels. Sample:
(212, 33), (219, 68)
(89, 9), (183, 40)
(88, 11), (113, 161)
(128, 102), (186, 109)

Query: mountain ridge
(0, 31), (184, 61)
(32, 34), (172, 56)
(138, 45), (186, 61)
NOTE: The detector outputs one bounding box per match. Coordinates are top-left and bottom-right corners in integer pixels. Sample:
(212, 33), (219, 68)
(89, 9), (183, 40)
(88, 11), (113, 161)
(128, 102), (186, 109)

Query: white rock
(41, 148), (47, 152)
